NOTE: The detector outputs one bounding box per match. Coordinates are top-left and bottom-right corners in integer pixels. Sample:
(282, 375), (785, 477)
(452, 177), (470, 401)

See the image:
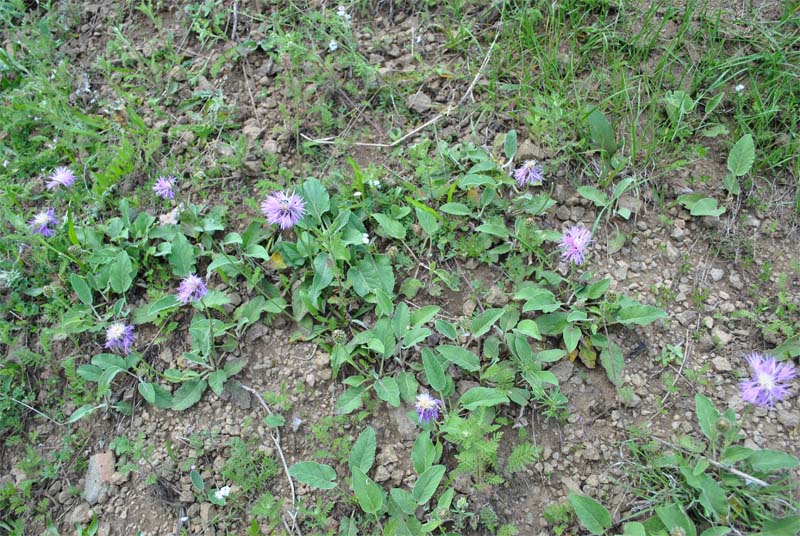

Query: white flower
(328, 39), (338, 52)
(292, 417), (303, 431)
(361, 233), (370, 245)
(735, 84), (745, 93)
(336, 5), (352, 24)
(159, 207), (180, 226)
(214, 486), (231, 501)
(353, 191), (362, 197)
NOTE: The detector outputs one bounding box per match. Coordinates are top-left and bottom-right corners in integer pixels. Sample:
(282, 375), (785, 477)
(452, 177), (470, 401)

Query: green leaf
(347, 255), (395, 299)
(300, 178), (330, 225)
(616, 304), (667, 325)
(289, 461), (337, 490)
(504, 130), (518, 160)
(411, 431), (436, 474)
(396, 371), (418, 403)
(515, 319), (542, 340)
(600, 342), (624, 386)
(335, 386), (365, 414)
(436, 345), (480, 372)
(349, 426), (377, 474)
(563, 325), (581, 353)
(67, 404), (98, 423)
(723, 172), (741, 196)
(412, 465), (445, 505)
(138, 382), (155, 404)
(263, 414), (285, 427)
(577, 185), (609, 207)
(587, 108), (616, 156)
(172, 379), (207, 411)
(622, 522), (647, 536)
(690, 197), (726, 217)
(133, 295), (180, 324)
(695, 394), (720, 442)
(190, 469), (205, 491)
(411, 305), (440, 328)
(69, 274), (93, 306)
(700, 528), (731, 536)
(568, 493), (612, 535)
(748, 449), (799, 472)
(656, 504), (696, 536)
(727, 134), (755, 177)
(758, 516), (800, 536)
(208, 370), (227, 396)
(374, 376), (401, 407)
(439, 202), (471, 216)
(109, 250), (134, 294)
(458, 387), (509, 410)
(351, 468), (383, 514)
(169, 233), (196, 277)
(470, 308), (505, 337)
(372, 213), (406, 240)
(422, 349), (446, 392)
(390, 488), (418, 515)
(772, 335), (800, 360)
(476, 222), (509, 239)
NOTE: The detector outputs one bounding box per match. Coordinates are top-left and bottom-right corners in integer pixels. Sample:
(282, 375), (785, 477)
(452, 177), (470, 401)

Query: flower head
(104, 322), (135, 354)
(261, 191), (306, 230)
(558, 225), (592, 265)
(513, 160), (545, 187)
(28, 208), (58, 237)
(735, 84), (745, 93)
(152, 175), (176, 199)
(328, 39), (338, 52)
(159, 206), (180, 226)
(177, 274), (208, 305)
(739, 352), (796, 407)
(46, 166), (76, 190)
(415, 393), (443, 424)
(213, 486), (231, 501)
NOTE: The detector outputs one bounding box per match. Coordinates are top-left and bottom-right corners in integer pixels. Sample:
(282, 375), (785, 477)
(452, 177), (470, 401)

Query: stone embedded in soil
(516, 139), (545, 161)
(67, 502), (94, 525)
(407, 92), (433, 113)
(85, 451), (115, 505)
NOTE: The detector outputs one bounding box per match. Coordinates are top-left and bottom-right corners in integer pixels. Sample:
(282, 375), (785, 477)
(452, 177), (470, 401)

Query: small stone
(407, 92), (432, 113)
(703, 317), (714, 329)
(549, 360), (574, 383)
(242, 121), (264, 143)
(617, 195), (642, 214)
(245, 323), (270, 344)
(556, 205), (571, 221)
(711, 356), (732, 372)
(516, 139), (544, 161)
(263, 139), (279, 154)
(777, 408), (800, 427)
(485, 285), (507, 306)
(85, 451), (115, 505)
(666, 244), (680, 263)
(711, 327), (733, 346)
(67, 503), (94, 525)
(709, 268), (724, 282)
(374, 465), (391, 483)
(613, 262), (629, 281)
(729, 273), (744, 290)
(461, 299), (476, 317)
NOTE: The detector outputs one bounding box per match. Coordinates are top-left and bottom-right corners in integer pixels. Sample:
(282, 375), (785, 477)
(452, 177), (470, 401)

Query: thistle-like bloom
(28, 208), (58, 237)
(513, 160), (545, 187)
(104, 322), (135, 354)
(415, 393), (443, 424)
(177, 274), (208, 304)
(740, 352), (796, 407)
(46, 166), (76, 190)
(558, 225), (592, 265)
(260, 191), (306, 230)
(152, 175), (176, 199)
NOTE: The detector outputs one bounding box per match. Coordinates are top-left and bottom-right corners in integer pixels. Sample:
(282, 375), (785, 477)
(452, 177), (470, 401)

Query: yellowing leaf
(467, 188), (480, 204)
(269, 252), (287, 270)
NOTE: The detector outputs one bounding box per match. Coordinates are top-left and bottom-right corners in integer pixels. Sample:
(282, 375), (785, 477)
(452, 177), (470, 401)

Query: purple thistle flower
(260, 191), (306, 230)
(415, 393), (443, 424)
(177, 274), (208, 305)
(739, 352), (796, 408)
(104, 322), (135, 354)
(513, 160), (545, 187)
(558, 225), (592, 265)
(28, 208), (58, 237)
(46, 166), (76, 190)
(152, 175), (176, 199)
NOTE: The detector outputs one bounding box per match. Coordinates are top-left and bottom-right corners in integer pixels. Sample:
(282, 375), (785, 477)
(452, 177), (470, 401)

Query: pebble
(85, 451), (115, 505)
(709, 268), (724, 281)
(711, 356), (732, 372)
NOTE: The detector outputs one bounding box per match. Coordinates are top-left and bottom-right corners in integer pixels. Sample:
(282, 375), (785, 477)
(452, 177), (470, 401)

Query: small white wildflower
(361, 233), (370, 245)
(369, 180), (381, 189)
(214, 486), (231, 501)
(353, 191), (362, 197)
(159, 207), (180, 226)
(735, 84), (745, 93)
(336, 5), (352, 24)
(292, 417), (303, 431)
(2, 160), (8, 168)
(328, 39), (338, 52)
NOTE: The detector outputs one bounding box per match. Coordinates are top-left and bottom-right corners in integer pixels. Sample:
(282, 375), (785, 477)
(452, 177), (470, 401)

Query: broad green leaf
(772, 335), (800, 360)
(422, 348), (446, 392)
(301, 177), (330, 225)
(374, 376), (400, 407)
(411, 305), (440, 328)
(396, 371), (418, 403)
(347, 255), (395, 299)
(372, 213), (406, 240)
(616, 304), (667, 325)
(351, 468), (383, 514)
(515, 319), (541, 340)
(390, 488), (418, 515)
(439, 202), (471, 216)
(172, 379), (207, 411)
(69, 274), (93, 306)
(169, 233), (196, 277)
(600, 342), (624, 386)
(748, 449), (799, 472)
(695, 394), (720, 442)
(349, 426), (377, 473)
(563, 324), (581, 353)
(577, 185), (609, 207)
(67, 404), (98, 423)
(411, 431), (436, 474)
(587, 108), (616, 156)
(458, 387), (509, 410)
(727, 134), (755, 177)
(622, 522), (646, 536)
(656, 503), (696, 536)
(758, 516), (800, 536)
(109, 250), (134, 294)
(568, 493), (612, 535)
(470, 308), (505, 338)
(208, 370), (227, 396)
(335, 386), (365, 414)
(138, 382), (156, 404)
(504, 129), (518, 160)
(476, 222), (509, 239)
(133, 295), (180, 324)
(690, 197), (726, 217)
(190, 469), (205, 491)
(700, 528), (730, 536)
(412, 464), (445, 505)
(436, 345), (480, 372)
(289, 461), (337, 490)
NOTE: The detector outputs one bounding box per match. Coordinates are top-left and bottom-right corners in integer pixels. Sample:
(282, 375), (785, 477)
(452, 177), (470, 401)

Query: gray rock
(407, 92), (432, 113)
(711, 327), (733, 346)
(666, 243), (680, 263)
(67, 503), (94, 525)
(516, 139), (544, 161)
(711, 356), (732, 372)
(549, 360), (574, 383)
(85, 452), (115, 505)
(777, 408), (800, 427)
(709, 268), (724, 282)
(618, 195), (643, 214)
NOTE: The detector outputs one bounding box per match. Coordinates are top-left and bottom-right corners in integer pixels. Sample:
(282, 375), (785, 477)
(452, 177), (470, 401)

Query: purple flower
(28, 208), (58, 237)
(177, 274), (208, 305)
(415, 393), (443, 424)
(152, 175), (176, 199)
(46, 166), (76, 190)
(104, 322), (135, 354)
(513, 160), (545, 187)
(558, 225), (592, 265)
(260, 191), (305, 230)
(739, 352), (796, 407)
